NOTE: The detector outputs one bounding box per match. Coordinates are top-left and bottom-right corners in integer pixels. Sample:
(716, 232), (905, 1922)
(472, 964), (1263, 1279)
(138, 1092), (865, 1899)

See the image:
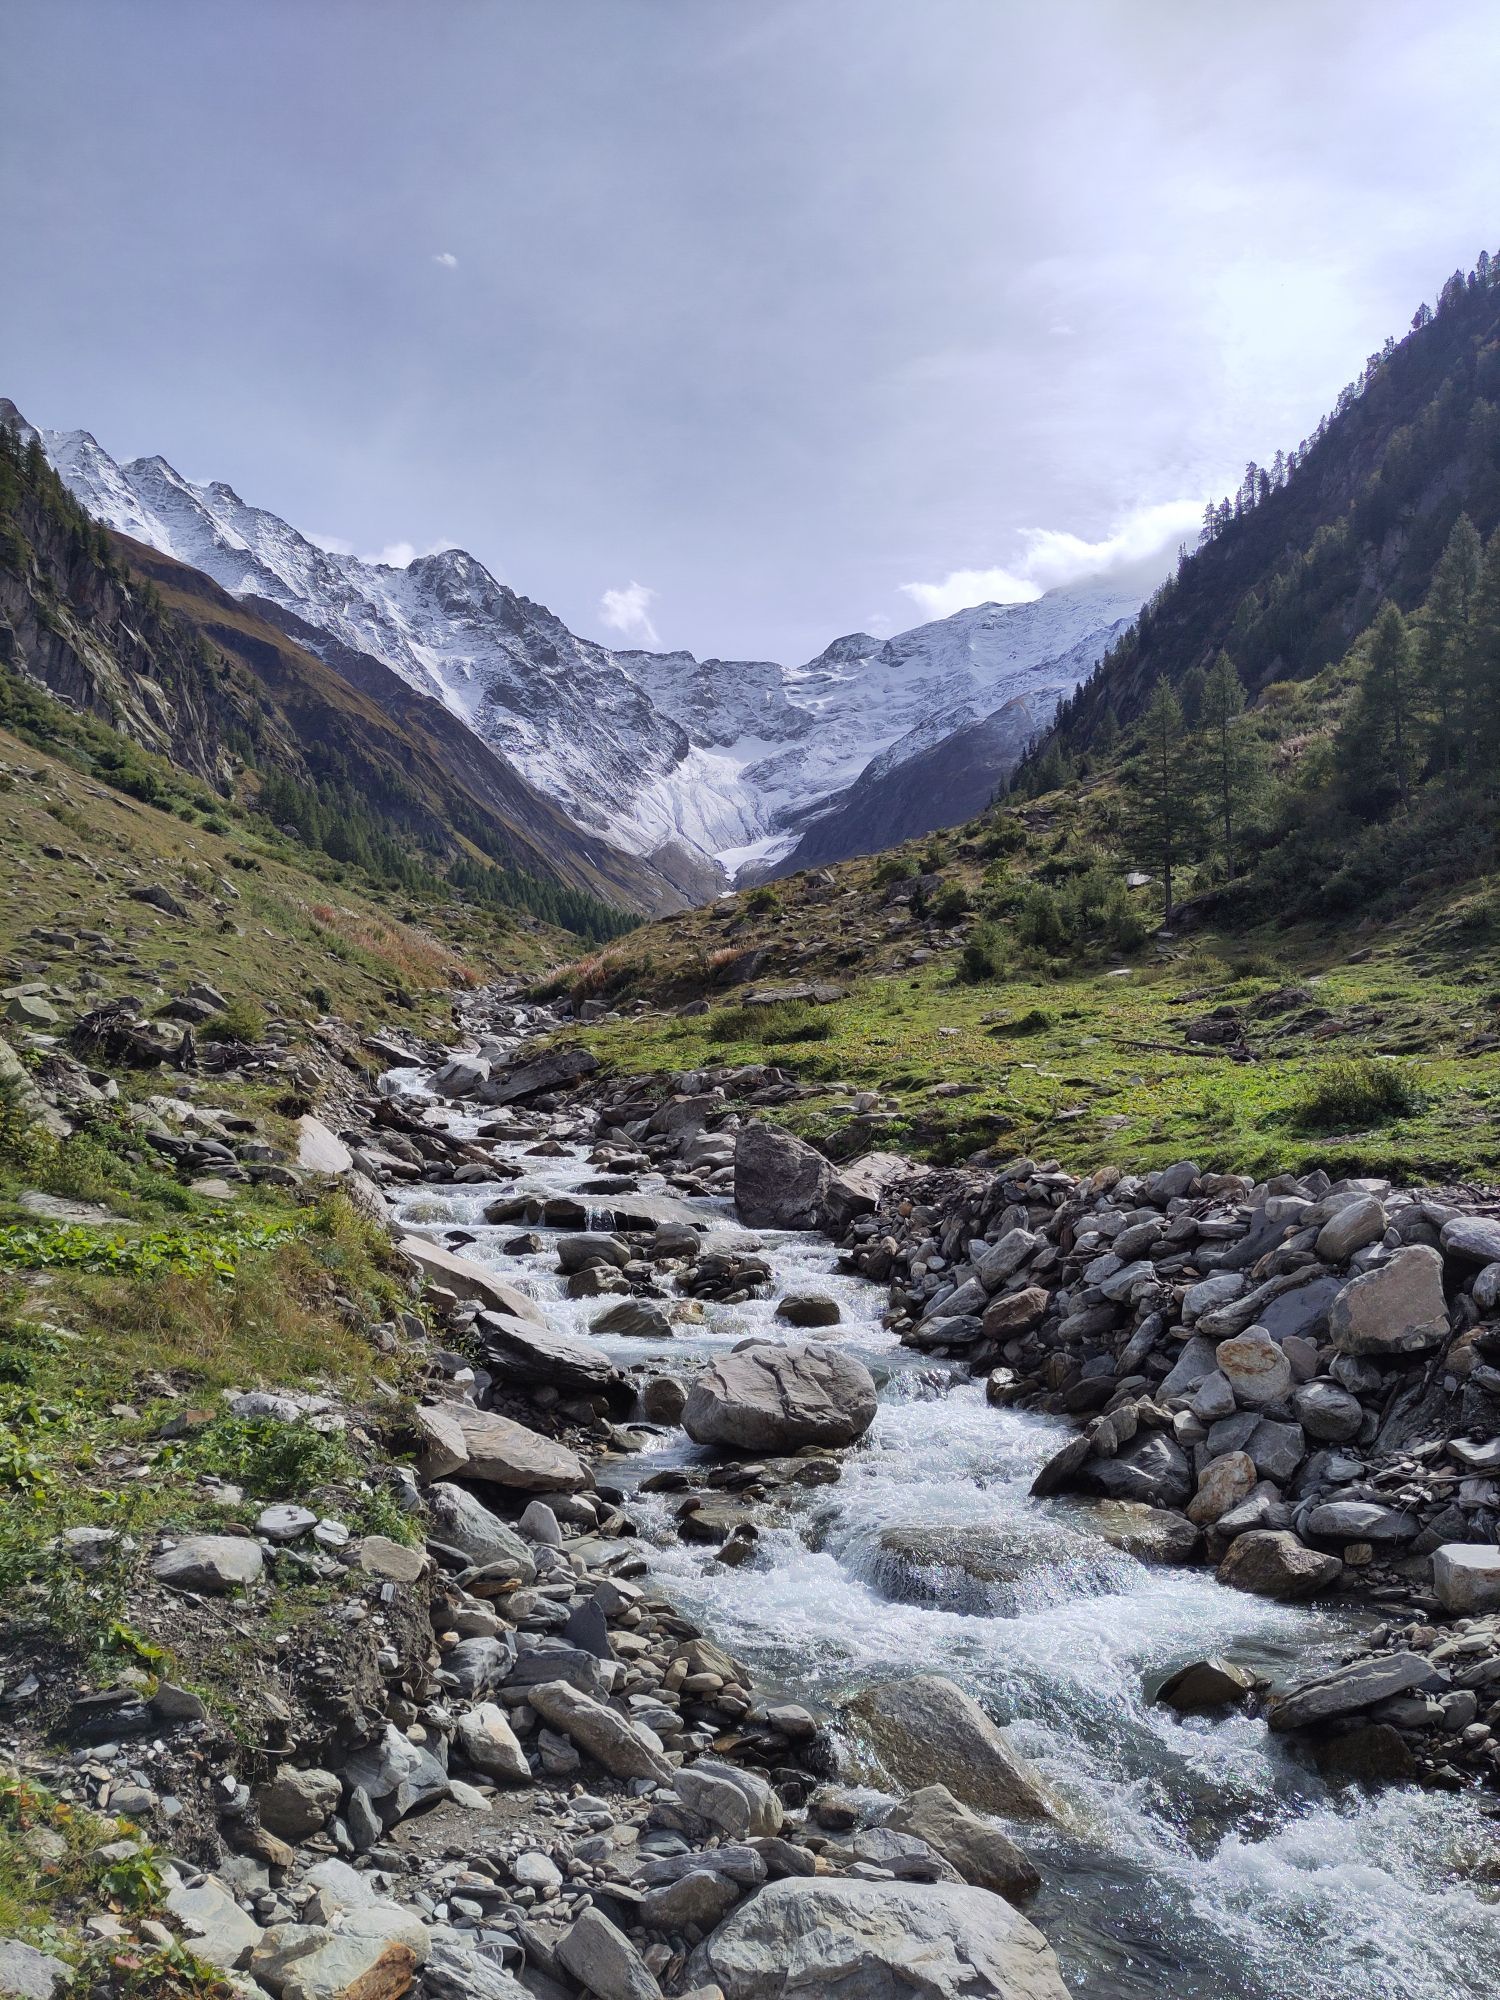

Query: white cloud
(307, 530), (354, 556)
(432, 251), (458, 269)
(599, 580), (660, 647)
(899, 499), (1203, 622)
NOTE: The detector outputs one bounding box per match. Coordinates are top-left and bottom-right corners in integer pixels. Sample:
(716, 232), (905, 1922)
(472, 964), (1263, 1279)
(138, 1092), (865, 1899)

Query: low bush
(1290, 1057), (1425, 1131)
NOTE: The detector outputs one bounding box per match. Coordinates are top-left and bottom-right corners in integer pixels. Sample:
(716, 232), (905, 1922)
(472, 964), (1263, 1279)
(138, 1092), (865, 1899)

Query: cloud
(432, 251), (458, 269)
(899, 499), (1204, 621)
(599, 580), (660, 647)
(308, 531), (354, 556)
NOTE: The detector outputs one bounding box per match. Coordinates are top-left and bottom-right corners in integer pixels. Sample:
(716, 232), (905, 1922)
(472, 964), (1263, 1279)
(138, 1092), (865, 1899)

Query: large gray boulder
(1433, 1542), (1500, 1614)
(1216, 1530), (1343, 1600)
(397, 1235), (548, 1325)
(424, 1482), (537, 1579)
(733, 1122), (833, 1229)
(254, 1767), (341, 1842)
(557, 1907), (662, 2000)
(1081, 1432), (1192, 1508)
(152, 1535), (263, 1594)
(818, 1151), (910, 1231)
(884, 1784), (1041, 1904)
(1267, 1651), (1445, 1732)
(525, 1679), (674, 1783)
(414, 1403), (589, 1492)
(691, 1876), (1072, 1999)
(1329, 1246), (1449, 1355)
(475, 1311), (620, 1394)
(843, 1675), (1053, 1820)
(682, 1341), (876, 1453)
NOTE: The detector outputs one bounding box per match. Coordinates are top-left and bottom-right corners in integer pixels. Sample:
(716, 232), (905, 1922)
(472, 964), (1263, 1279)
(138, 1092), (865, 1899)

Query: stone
(1439, 1214), (1500, 1264)
(1187, 1371), (1237, 1423)
(1214, 1328), (1292, 1409)
(258, 1503), (318, 1543)
(642, 1870), (743, 1933)
(295, 1115), (353, 1175)
(519, 1498), (564, 1545)
(1216, 1530), (1343, 1600)
(1086, 1501), (1199, 1564)
(642, 1375), (688, 1424)
(152, 1534), (263, 1593)
(1315, 1195), (1387, 1262)
(682, 1341), (876, 1453)
(1432, 1542), (1500, 1614)
(1311, 1722), (1419, 1788)
(819, 1152), (910, 1231)
(974, 1230), (1042, 1290)
(1158, 1334), (1220, 1399)
(1329, 1246), (1449, 1355)
(556, 1232), (631, 1272)
(557, 1907), (663, 2000)
(455, 1702), (532, 1784)
(339, 1725), (449, 1828)
(1267, 1652), (1445, 1732)
(733, 1122), (833, 1230)
(1291, 1381), (1364, 1442)
(481, 1045), (599, 1105)
(351, 1536), (427, 1584)
(396, 1235), (548, 1325)
(843, 1675), (1052, 1820)
(425, 1482), (537, 1579)
(1187, 1450), (1257, 1525)
(775, 1293), (842, 1328)
(1155, 1658), (1257, 1712)
(981, 1287), (1050, 1339)
(525, 1679), (674, 1783)
(883, 1785), (1040, 1904)
(477, 1311), (619, 1393)
(164, 1873), (264, 1968)
(255, 1767), (341, 1842)
(0, 1941), (71, 1999)
(1244, 1417), (1305, 1485)
(1082, 1432), (1192, 1508)
(593, 1299), (674, 1340)
(448, 1636), (520, 1700)
(673, 1760), (783, 1839)
(1028, 1433), (1091, 1498)
(1305, 1500), (1416, 1542)
(251, 1912), (426, 2000)
(691, 1877), (1072, 2000)
(413, 1403), (588, 1492)
(1183, 1273), (1246, 1320)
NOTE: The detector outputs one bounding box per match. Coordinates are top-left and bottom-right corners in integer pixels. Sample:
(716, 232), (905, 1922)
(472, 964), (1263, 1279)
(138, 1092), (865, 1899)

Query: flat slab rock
(690, 1875), (1073, 2000)
(1267, 1650), (1446, 1732)
(152, 1534), (263, 1593)
(396, 1234), (547, 1326)
(414, 1402), (589, 1492)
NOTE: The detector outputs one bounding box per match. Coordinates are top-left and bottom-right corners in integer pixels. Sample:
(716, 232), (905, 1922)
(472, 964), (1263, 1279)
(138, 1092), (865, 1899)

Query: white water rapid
(388, 1074), (1500, 2000)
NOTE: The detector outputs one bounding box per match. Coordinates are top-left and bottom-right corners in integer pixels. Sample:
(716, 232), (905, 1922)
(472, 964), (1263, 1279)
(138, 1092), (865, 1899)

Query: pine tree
(1459, 527), (1500, 776)
(1198, 652), (1260, 877)
(1124, 678), (1195, 925)
(1417, 514), (1481, 771)
(1338, 603), (1419, 812)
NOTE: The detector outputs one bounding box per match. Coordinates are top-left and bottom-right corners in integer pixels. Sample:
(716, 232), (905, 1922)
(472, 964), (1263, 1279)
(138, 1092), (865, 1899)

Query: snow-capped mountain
(41, 423), (1143, 882)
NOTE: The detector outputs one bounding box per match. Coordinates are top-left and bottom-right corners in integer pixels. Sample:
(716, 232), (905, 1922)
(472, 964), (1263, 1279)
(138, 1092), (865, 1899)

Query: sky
(6, 1), (1500, 664)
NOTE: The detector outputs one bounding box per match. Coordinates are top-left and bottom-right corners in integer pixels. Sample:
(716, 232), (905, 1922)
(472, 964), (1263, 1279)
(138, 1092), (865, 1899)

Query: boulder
(396, 1235), (547, 1325)
(476, 1311), (619, 1394)
(152, 1534), (263, 1594)
(252, 1912), (427, 2000)
(0, 1941), (72, 1999)
(884, 1785), (1040, 1904)
(1432, 1542), (1500, 1615)
(1315, 1196), (1387, 1262)
(641, 1868), (744, 1933)
(525, 1679), (674, 1783)
(424, 1483), (537, 1579)
(682, 1341), (876, 1453)
(1328, 1246), (1448, 1356)
(1154, 1658), (1257, 1713)
(594, 1299), (674, 1340)
(843, 1675), (1052, 1820)
(413, 1404), (588, 1492)
(1267, 1651), (1445, 1732)
(1086, 1500), (1199, 1564)
(1291, 1381), (1363, 1442)
(1187, 1450), (1257, 1526)
(981, 1287), (1051, 1339)
(1439, 1214), (1500, 1264)
(673, 1759), (783, 1839)
(733, 1122), (833, 1229)
(164, 1874), (265, 1968)
(1214, 1328), (1292, 1409)
(1082, 1432), (1192, 1508)
(295, 1115), (353, 1176)
(339, 1725), (450, 1828)
(974, 1230), (1042, 1290)
(557, 1907), (662, 2000)
(1304, 1500), (1415, 1542)
(691, 1876), (1072, 2000)
(556, 1232), (631, 1272)
(481, 1045), (599, 1105)
(819, 1152), (910, 1232)
(641, 1374), (688, 1424)
(455, 1702), (532, 1784)
(1216, 1530), (1343, 1600)
(873, 1521), (1124, 1616)
(775, 1293), (842, 1328)
(255, 1767), (341, 1842)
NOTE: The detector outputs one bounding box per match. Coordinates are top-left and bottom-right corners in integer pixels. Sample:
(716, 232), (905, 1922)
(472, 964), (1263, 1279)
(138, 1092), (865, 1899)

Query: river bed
(388, 1077), (1500, 2000)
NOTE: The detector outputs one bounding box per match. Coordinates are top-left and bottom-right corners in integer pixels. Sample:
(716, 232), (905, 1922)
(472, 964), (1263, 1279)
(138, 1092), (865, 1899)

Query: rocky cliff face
(35, 415), (1143, 880)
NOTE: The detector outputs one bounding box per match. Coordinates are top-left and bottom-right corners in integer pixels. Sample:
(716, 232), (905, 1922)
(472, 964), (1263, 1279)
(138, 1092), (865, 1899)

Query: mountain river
(387, 1071), (1500, 2000)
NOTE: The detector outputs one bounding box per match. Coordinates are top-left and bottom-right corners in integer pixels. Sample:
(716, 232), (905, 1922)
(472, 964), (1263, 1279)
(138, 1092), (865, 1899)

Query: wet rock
(733, 1122), (833, 1230)
(1329, 1246), (1448, 1356)
(1216, 1530), (1343, 1600)
(873, 1521), (1124, 1615)
(1267, 1652), (1446, 1731)
(1086, 1501), (1199, 1565)
(481, 1045), (599, 1104)
(641, 1375), (688, 1424)
(775, 1293), (842, 1328)
(1082, 1433), (1192, 1509)
(682, 1341), (877, 1453)
(883, 1784), (1040, 1904)
(1311, 1722), (1419, 1788)
(594, 1299), (674, 1339)
(1155, 1658), (1257, 1713)
(477, 1311), (620, 1393)
(690, 1876), (1072, 2000)
(1291, 1381), (1363, 1442)
(557, 1232), (631, 1272)
(843, 1674), (1052, 1820)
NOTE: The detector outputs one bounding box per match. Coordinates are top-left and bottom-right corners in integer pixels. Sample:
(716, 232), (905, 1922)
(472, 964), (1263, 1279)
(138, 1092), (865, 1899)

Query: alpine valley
(33, 416), (1140, 900)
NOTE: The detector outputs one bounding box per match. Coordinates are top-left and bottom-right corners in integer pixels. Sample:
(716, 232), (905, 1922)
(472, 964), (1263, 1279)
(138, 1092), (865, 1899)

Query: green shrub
(872, 854), (919, 888)
(929, 884), (971, 924)
(956, 922), (1006, 984)
(1290, 1057), (1425, 1132)
(989, 1006), (1054, 1036)
(181, 1415), (358, 1498)
(205, 996), (266, 1042)
(744, 885), (782, 915)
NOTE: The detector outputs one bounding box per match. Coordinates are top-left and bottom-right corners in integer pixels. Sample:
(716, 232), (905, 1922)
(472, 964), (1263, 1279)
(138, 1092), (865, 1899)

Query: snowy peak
(38, 416), (1148, 882)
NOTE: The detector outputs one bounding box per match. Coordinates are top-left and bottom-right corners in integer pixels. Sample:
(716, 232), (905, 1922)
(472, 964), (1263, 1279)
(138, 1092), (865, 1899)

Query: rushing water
(388, 1074), (1500, 2000)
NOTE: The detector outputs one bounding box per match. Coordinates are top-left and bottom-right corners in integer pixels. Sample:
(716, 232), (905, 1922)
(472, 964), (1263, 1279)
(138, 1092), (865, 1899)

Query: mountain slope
(34, 416), (1142, 877)
(0, 412), (651, 933)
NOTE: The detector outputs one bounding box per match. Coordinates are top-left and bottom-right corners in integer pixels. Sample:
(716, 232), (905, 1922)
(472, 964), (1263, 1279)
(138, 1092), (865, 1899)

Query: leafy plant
(1290, 1056), (1426, 1131)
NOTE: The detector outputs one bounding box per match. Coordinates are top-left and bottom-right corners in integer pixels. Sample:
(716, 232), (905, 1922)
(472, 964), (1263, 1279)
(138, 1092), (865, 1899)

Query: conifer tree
(1198, 651), (1260, 877)
(1337, 603), (1419, 812)
(1459, 527), (1500, 776)
(1417, 514), (1481, 771)
(1124, 677), (1196, 925)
